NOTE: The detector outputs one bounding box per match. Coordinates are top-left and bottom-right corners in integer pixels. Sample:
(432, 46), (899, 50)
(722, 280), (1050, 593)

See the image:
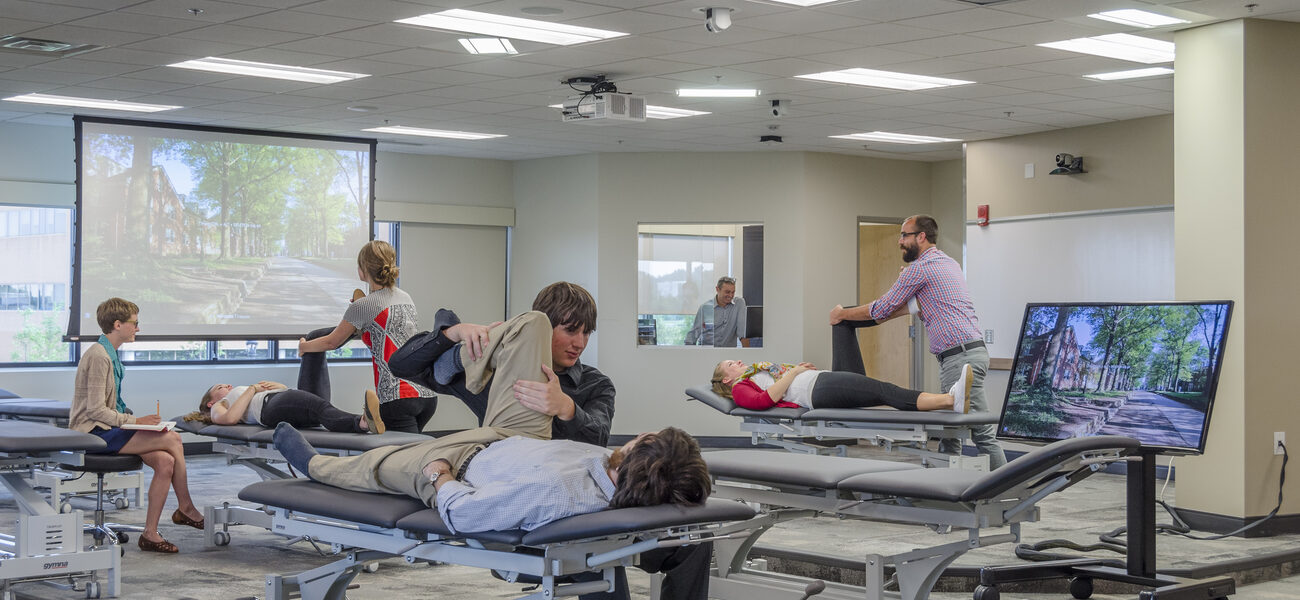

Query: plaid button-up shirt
(869, 246), (982, 355)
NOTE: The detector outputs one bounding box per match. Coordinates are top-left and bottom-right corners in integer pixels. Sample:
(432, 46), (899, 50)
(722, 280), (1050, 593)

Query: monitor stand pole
(972, 449), (1237, 600)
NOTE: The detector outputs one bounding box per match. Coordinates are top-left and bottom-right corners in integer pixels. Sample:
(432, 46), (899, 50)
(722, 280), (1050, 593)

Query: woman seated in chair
(711, 359), (970, 413)
(70, 298), (204, 554)
(185, 380), (383, 434)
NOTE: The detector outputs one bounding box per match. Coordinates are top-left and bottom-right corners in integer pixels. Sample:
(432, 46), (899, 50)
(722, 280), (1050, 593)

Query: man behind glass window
(685, 276), (747, 347)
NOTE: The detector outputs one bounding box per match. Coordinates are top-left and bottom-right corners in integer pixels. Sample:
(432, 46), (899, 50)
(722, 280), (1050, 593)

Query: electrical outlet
(1275, 432), (1286, 455)
(984, 329), (994, 344)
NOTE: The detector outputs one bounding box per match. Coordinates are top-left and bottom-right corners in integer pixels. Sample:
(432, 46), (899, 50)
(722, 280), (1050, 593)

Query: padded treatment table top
(687, 386), (998, 424)
(240, 479), (756, 546)
(838, 435), (1142, 502)
(705, 449), (920, 489)
(0, 397), (72, 418)
(175, 419), (431, 450)
(0, 420), (105, 453)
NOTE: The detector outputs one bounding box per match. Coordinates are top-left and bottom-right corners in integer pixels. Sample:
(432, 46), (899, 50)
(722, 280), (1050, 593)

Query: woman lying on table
(184, 380), (382, 434)
(711, 360), (971, 413)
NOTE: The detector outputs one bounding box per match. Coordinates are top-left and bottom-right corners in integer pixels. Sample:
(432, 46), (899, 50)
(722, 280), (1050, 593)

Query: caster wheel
(363, 561), (380, 573)
(116, 532), (130, 544)
(60, 502), (73, 514)
(213, 531), (231, 546)
(114, 497), (129, 510)
(973, 584), (1000, 600)
(1069, 576), (1094, 599)
(85, 581), (101, 599)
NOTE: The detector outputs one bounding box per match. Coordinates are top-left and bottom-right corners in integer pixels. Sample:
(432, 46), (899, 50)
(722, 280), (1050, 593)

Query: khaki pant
(306, 311), (554, 507)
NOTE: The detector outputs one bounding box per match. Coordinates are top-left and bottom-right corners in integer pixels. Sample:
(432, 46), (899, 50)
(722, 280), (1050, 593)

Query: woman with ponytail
(297, 240), (437, 433)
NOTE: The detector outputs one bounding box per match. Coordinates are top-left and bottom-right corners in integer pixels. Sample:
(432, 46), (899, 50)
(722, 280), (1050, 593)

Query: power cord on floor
(1015, 442), (1287, 560)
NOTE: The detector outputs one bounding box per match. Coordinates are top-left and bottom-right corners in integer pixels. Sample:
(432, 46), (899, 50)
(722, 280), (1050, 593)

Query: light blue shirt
(685, 296), (747, 347)
(435, 436), (616, 533)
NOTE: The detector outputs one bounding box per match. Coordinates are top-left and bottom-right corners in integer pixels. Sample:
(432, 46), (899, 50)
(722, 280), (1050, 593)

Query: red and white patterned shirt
(345, 287), (433, 402)
(868, 246), (982, 355)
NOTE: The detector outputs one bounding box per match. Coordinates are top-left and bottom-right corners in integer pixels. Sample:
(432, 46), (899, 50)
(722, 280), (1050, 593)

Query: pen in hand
(156, 400), (160, 416)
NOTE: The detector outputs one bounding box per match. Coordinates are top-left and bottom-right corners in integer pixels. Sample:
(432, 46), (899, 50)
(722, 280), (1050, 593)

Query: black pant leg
(811, 371), (919, 411)
(298, 326), (336, 401)
(260, 389), (364, 433)
(831, 322), (868, 375)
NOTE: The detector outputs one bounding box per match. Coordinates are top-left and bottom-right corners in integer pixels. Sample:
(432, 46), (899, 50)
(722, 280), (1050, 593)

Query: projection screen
(72, 117), (375, 339)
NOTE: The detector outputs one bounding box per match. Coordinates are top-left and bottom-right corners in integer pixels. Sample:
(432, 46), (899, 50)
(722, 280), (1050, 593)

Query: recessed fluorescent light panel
(1084, 66), (1174, 81)
(3, 93), (180, 113)
(795, 68), (973, 91)
(363, 125), (506, 140)
(1038, 34), (1175, 64)
(831, 132), (961, 144)
(1088, 9), (1188, 28)
(767, 0), (842, 5)
(169, 57), (369, 84)
(676, 88), (759, 98)
(397, 10), (627, 46)
(458, 38), (518, 55)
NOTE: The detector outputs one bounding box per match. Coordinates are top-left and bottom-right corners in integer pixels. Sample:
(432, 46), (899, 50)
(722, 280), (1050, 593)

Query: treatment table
(237, 478), (758, 600)
(687, 386), (999, 468)
(0, 421), (122, 599)
(174, 420), (431, 546)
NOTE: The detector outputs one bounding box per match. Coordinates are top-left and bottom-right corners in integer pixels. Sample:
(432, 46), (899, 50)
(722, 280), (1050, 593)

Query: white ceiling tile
(228, 10), (371, 36)
(175, 23), (313, 47)
(0, 0), (101, 23)
(65, 12), (204, 36)
(120, 0), (275, 23)
(76, 77), (191, 94)
(17, 24), (154, 47)
(895, 8), (1046, 34)
(123, 36), (253, 58)
(271, 35), (404, 58)
(879, 34), (1018, 58)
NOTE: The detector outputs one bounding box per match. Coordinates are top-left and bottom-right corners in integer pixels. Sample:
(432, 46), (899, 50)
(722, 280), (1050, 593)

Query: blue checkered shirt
(435, 436), (616, 534)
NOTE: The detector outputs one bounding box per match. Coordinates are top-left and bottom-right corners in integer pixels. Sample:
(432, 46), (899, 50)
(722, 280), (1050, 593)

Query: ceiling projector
(561, 93), (646, 124)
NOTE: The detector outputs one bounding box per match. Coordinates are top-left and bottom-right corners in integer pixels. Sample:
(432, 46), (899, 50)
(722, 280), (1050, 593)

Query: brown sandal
(138, 535), (178, 553)
(171, 509), (204, 530)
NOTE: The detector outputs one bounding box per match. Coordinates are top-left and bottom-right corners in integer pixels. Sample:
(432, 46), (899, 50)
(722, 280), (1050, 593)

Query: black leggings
(259, 389), (365, 433)
(806, 321), (920, 411)
(300, 327), (437, 434)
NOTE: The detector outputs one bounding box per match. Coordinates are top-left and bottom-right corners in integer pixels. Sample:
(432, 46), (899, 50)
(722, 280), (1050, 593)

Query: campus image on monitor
(998, 301), (1232, 455)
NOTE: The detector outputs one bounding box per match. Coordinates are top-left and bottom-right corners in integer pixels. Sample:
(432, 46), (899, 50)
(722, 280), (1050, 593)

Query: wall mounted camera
(770, 99), (787, 118)
(705, 7), (733, 32)
(1050, 153), (1086, 175)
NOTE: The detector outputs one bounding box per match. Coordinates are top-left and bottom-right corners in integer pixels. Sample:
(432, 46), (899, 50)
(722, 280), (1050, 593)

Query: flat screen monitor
(998, 301), (1232, 456)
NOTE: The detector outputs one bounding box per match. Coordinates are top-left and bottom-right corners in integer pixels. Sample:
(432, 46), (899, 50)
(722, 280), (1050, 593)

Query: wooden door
(857, 223), (913, 387)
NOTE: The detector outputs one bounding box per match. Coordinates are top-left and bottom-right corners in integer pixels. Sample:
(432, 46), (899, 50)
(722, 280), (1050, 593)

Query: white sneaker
(947, 364), (972, 413)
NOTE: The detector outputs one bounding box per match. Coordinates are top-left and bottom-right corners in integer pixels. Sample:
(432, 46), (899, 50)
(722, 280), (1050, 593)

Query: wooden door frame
(857, 216), (924, 390)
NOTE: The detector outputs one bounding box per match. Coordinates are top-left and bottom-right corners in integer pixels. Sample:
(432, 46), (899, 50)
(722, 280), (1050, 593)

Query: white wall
(512, 151), (944, 436)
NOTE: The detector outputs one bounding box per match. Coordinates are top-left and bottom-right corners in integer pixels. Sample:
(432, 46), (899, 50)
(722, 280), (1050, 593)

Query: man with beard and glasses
(829, 214), (1006, 469)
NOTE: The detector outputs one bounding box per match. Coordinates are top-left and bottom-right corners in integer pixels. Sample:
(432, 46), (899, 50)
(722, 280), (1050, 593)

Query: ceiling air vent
(0, 35), (103, 57)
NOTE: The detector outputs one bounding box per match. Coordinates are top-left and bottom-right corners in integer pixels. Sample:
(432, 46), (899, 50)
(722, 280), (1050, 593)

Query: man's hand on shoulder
(513, 364), (576, 420)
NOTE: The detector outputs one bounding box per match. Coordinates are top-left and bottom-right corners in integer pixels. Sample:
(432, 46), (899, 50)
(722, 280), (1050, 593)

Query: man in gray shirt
(685, 276), (747, 347)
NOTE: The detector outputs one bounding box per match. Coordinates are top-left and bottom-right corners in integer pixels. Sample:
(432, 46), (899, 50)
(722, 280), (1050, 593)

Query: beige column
(1175, 18), (1300, 522)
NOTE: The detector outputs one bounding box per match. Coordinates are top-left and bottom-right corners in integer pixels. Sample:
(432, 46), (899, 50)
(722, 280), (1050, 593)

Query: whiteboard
(965, 208), (1174, 359)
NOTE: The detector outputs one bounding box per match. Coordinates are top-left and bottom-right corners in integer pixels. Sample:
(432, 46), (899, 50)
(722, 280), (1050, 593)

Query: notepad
(122, 421), (176, 432)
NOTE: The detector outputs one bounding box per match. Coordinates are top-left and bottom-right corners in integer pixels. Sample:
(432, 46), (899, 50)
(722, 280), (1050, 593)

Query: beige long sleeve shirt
(70, 342), (136, 433)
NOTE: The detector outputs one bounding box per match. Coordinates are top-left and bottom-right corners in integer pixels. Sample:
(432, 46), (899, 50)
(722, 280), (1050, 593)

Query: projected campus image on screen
(999, 302), (1232, 454)
(76, 118), (374, 338)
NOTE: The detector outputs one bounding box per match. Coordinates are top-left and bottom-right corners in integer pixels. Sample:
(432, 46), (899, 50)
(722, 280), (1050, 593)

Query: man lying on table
(272, 309), (710, 533)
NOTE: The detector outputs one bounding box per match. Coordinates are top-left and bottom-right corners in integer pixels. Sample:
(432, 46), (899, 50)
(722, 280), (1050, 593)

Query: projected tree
(81, 128), (370, 329)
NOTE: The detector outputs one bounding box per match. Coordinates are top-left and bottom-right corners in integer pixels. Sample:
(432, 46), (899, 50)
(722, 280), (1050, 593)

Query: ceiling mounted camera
(705, 7), (733, 32)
